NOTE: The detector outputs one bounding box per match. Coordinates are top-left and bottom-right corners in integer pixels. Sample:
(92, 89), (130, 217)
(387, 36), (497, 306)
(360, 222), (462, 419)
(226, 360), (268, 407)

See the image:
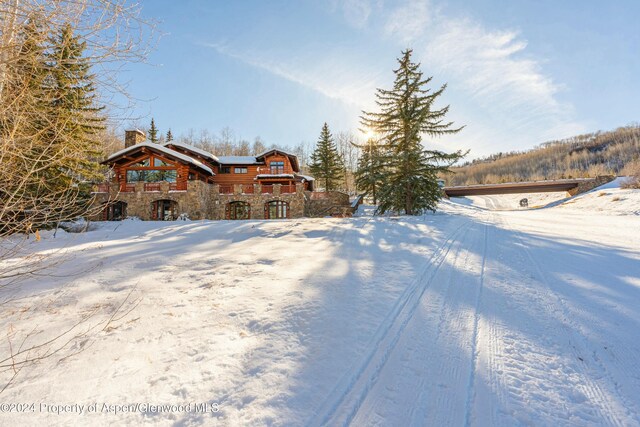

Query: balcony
(219, 184), (234, 194)
(144, 182), (161, 192)
(281, 184), (296, 194)
(96, 181), (190, 194)
(241, 184), (254, 194)
(120, 183), (135, 193)
(261, 185), (274, 194)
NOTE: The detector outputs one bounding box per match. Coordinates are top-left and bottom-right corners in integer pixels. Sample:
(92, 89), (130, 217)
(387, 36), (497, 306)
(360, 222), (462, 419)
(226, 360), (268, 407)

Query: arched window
(265, 200), (289, 219)
(102, 201), (127, 221)
(152, 199), (178, 220)
(226, 201), (251, 220)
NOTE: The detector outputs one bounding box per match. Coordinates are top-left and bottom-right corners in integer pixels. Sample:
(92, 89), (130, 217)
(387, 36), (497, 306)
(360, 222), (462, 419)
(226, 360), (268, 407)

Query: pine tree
(0, 18), (104, 231)
(166, 128), (173, 142)
(46, 23), (106, 187)
(0, 16), (52, 200)
(361, 49), (464, 214)
(309, 122), (344, 191)
(148, 118), (159, 143)
(354, 138), (386, 205)
(0, 16), (49, 137)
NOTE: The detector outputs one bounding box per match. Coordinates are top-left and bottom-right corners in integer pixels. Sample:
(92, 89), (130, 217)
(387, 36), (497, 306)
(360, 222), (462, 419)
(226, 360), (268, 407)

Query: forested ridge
(446, 125), (640, 186)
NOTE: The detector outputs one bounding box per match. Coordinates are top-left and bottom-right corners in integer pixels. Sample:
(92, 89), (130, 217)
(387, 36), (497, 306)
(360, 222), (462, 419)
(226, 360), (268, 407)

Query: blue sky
(122, 0), (639, 158)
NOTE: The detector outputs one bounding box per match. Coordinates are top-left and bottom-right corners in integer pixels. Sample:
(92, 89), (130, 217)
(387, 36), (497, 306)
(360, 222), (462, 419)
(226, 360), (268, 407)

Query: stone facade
(92, 182), (307, 220)
(305, 191), (352, 217)
(124, 129), (146, 148)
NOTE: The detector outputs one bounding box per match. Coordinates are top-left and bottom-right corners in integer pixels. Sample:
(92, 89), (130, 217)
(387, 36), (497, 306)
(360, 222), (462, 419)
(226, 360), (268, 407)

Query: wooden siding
(110, 151), (206, 189)
(213, 164), (261, 185)
(212, 154), (296, 185)
(106, 145), (302, 189)
(261, 154), (294, 174)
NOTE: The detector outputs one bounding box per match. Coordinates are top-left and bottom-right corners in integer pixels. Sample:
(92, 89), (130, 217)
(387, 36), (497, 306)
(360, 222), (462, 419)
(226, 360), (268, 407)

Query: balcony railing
(120, 183), (135, 193)
(219, 184), (233, 194)
(144, 182), (161, 192)
(241, 184), (254, 194)
(170, 182), (187, 191)
(261, 185), (273, 194)
(281, 184), (296, 193)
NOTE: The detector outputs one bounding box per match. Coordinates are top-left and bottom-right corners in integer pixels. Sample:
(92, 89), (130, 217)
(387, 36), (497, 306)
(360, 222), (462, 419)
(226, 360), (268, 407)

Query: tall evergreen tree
(0, 18), (105, 231)
(354, 138), (386, 205)
(166, 128), (173, 142)
(309, 122), (344, 191)
(46, 23), (105, 187)
(361, 49), (464, 214)
(0, 16), (49, 137)
(148, 117), (159, 143)
(0, 16), (52, 201)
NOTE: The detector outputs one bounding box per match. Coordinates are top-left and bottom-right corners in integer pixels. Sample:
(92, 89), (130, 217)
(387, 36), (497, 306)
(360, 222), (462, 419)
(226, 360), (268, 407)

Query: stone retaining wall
(566, 175), (616, 196)
(305, 191), (352, 217)
(93, 181), (307, 220)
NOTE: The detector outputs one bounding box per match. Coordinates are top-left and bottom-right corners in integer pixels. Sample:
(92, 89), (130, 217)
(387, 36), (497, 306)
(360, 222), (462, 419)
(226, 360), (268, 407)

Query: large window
(219, 166), (231, 174)
(126, 169), (177, 182)
(270, 161), (284, 174)
(125, 155), (177, 183)
(234, 167), (248, 174)
(265, 200), (289, 219)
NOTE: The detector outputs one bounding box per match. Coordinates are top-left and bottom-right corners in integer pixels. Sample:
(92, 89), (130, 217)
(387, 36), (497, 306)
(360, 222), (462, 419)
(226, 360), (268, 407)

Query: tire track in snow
(504, 215), (633, 426)
(393, 218), (488, 426)
(462, 217), (489, 427)
(307, 218), (471, 427)
(464, 213), (511, 427)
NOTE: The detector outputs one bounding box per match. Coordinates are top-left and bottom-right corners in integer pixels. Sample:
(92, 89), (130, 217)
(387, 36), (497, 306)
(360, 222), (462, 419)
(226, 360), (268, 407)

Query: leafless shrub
(621, 159), (640, 189)
(1, 282), (143, 393)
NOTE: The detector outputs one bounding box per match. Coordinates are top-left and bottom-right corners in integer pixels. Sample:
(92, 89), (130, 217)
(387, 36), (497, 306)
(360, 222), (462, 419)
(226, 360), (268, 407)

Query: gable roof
(256, 148), (300, 171)
(103, 142), (214, 175)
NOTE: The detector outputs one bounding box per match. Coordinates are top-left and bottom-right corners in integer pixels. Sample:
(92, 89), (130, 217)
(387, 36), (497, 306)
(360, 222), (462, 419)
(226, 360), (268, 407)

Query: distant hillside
(446, 125), (640, 186)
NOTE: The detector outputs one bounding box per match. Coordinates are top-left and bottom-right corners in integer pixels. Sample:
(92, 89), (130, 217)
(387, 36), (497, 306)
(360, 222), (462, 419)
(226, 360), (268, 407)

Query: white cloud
(382, 0), (587, 157)
(384, 0), (433, 42)
(341, 0), (374, 29)
(201, 41), (381, 110)
(202, 1), (588, 156)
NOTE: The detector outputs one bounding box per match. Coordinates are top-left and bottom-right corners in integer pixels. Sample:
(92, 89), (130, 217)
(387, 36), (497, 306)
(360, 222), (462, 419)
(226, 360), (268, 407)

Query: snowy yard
(1, 181), (639, 426)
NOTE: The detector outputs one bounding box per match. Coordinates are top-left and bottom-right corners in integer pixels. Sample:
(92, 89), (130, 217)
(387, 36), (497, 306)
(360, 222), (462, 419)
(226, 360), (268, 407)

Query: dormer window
(270, 161), (284, 174)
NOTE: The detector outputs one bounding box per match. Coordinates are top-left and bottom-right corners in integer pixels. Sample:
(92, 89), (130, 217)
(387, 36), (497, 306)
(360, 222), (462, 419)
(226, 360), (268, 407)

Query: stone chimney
(124, 129), (146, 148)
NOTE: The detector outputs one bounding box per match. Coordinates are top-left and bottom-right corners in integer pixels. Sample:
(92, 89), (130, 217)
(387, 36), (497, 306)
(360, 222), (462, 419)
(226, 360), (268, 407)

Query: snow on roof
(295, 174), (315, 181)
(218, 156), (261, 165)
(106, 142), (214, 175)
(256, 174), (295, 179)
(163, 141), (219, 162)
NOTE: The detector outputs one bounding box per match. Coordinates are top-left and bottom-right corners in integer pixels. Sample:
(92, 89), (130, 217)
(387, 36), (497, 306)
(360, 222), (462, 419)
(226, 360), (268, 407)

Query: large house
(93, 130), (348, 221)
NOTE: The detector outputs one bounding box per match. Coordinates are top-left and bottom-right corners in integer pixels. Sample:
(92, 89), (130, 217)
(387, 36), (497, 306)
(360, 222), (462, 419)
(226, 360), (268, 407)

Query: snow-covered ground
(1, 180), (639, 426)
